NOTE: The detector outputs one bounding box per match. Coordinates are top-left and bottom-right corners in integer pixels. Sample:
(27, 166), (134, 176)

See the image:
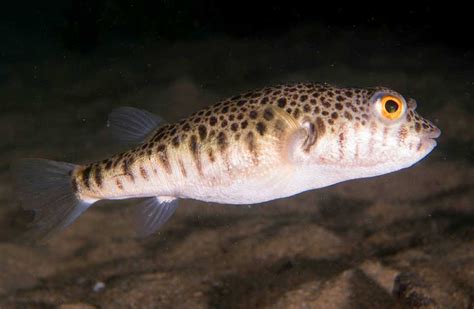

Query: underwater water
(0, 3), (473, 308)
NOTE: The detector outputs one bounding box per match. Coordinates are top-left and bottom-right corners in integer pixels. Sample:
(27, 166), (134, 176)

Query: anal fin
(134, 196), (178, 237)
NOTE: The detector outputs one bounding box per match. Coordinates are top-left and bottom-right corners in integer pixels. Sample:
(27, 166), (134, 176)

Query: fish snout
(425, 126), (441, 139)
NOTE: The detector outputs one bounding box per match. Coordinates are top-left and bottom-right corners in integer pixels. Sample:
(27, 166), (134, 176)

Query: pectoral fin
(265, 106), (318, 162)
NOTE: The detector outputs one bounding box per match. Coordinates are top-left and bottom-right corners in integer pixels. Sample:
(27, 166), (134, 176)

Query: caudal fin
(10, 159), (92, 241)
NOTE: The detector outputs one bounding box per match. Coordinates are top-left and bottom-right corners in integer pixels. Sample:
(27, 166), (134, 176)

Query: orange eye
(380, 95), (403, 120)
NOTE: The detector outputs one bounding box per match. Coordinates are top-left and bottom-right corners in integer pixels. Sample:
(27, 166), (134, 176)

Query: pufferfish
(11, 83), (441, 240)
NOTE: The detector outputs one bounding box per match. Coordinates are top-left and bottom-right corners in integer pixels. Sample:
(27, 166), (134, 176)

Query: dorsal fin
(107, 106), (165, 145)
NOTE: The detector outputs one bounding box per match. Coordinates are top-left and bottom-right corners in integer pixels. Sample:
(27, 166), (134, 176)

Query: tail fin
(10, 159), (92, 241)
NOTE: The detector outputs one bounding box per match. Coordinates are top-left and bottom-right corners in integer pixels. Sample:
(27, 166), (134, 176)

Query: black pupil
(385, 100), (399, 113)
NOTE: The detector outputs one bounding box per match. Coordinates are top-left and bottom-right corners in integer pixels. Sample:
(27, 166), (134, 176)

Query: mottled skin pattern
(72, 82), (439, 204)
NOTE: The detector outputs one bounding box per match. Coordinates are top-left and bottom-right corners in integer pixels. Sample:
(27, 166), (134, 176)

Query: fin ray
(108, 106), (165, 144)
(134, 196), (178, 237)
(10, 159), (92, 242)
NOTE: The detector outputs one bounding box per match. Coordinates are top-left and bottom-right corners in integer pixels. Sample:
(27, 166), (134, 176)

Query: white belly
(176, 164), (337, 205)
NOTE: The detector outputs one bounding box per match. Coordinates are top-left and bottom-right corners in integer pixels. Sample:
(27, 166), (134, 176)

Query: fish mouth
(420, 127), (441, 151)
(425, 127), (441, 139)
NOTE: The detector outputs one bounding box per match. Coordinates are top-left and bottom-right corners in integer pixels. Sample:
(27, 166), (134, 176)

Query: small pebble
(92, 281), (105, 292)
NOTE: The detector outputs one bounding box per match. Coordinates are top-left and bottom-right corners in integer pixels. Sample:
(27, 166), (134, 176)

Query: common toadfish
(11, 83), (441, 240)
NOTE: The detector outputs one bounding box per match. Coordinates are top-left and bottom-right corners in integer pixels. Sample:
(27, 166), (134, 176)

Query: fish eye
(380, 95), (403, 120)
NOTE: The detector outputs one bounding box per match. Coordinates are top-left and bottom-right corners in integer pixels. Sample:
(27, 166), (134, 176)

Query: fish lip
(424, 127), (441, 139)
(419, 128), (440, 152)
(420, 128), (440, 152)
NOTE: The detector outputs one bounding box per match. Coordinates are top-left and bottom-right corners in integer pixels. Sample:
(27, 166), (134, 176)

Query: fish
(11, 82), (441, 240)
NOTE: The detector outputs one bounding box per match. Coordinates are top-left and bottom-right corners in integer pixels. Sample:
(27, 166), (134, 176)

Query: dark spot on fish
(245, 131), (257, 159)
(122, 159), (134, 182)
(140, 165), (148, 180)
(241, 120), (248, 129)
(198, 125), (207, 141)
(344, 111), (353, 120)
(331, 112), (338, 119)
(178, 159), (187, 177)
(256, 122), (266, 136)
(260, 97), (269, 104)
(82, 166), (92, 189)
(415, 122), (421, 132)
(300, 95), (308, 102)
(116, 179), (124, 190)
(208, 148), (215, 162)
(335, 103), (343, 110)
(217, 132), (228, 151)
(277, 97), (287, 108)
(293, 108), (301, 119)
(231, 123), (239, 131)
(249, 110), (258, 119)
(210, 116), (217, 126)
(221, 120), (228, 128)
(172, 135), (180, 147)
(94, 166), (103, 188)
(71, 177), (79, 193)
(156, 126), (171, 140)
(105, 160), (113, 170)
(263, 108), (274, 121)
(157, 144), (171, 174)
(189, 135), (202, 174)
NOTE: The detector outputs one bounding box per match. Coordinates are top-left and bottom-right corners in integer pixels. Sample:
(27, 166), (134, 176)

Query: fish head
(308, 86), (441, 179)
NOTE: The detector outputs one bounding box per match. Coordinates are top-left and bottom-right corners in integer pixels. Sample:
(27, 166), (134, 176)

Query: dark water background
(0, 2), (473, 308)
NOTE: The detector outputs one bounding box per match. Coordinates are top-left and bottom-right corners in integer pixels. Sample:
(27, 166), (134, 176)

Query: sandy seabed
(0, 27), (473, 308)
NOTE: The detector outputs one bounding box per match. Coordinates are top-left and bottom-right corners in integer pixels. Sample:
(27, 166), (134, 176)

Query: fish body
(12, 83), (441, 240)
